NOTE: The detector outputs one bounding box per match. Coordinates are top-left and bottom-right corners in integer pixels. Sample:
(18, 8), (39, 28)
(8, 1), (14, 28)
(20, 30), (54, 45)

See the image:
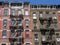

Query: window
(11, 19), (15, 25)
(3, 19), (7, 26)
(47, 21), (51, 27)
(35, 42), (39, 45)
(33, 22), (37, 27)
(34, 34), (38, 40)
(4, 9), (8, 15)
(33, 12), (37, 19)
(25, 19), (29, 26)
(1, 44), (6, 45)
(2, 30), (7, 38)
(39, 11), (43, 17)
(24, 9), (28, 15)
(52, 12), (57, 19)
(25, 30), (29, 38)
(10, 42), (14, 45)
(33, 22), (37, 30)
(26, 43), (30, 45)
(25, 30), (29, 32)
(46, 11), (49, 16)
(18, 9), (21, 15)
(42, 35), (46, 41)
(54, 22), (58, 28)
(17, 19), (22, 26)
(11, 9), (15, 15)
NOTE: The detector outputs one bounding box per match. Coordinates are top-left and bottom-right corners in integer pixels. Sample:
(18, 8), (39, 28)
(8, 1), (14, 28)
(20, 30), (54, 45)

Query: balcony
(10, 14), (23, 19)
(9, 32), (24, 43)
(10, 26), (23, 33)
(39, 14), (52, 21)
(40, 24), (48, 30)
(10, 36), (24, 43)
(10, 25), (23, 29)
(39, 17), (47, 21)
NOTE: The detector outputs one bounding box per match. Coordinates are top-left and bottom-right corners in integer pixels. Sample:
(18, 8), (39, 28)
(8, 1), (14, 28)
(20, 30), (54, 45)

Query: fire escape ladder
(14, 32), (18, 37)
(14, 21), (18, 26)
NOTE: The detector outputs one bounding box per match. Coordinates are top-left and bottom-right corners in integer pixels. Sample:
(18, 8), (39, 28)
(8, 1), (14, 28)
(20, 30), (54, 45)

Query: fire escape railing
(9, 14), (24, 45)
(39, 15), (56, 45)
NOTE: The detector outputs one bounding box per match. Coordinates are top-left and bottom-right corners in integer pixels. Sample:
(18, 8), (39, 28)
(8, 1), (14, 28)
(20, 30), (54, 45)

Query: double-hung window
(4, 9), (8, 15)
(18, 9), (21, 15)
(3, 19), (7, 26)
(24, 9), (28, 15)
(2, 30), (7, 38)
(11, 9), (15, 15)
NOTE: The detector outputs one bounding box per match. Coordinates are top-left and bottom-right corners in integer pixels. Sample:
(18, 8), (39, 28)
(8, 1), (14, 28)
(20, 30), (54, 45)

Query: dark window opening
(34, 34), (38, 39)
(3, 19), (7, 26)
(11, 19), (15, 25)
(2, 30), (7, 37)
(11, 3), (22, 6)
(2, 44), (6, 45)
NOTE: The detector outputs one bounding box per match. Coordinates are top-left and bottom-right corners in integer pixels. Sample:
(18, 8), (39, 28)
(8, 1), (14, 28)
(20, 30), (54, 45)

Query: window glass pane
(10, 42), (14, 45)
(3, 19), (7, 26)
(25, 30), (29, 32)
(17, 19), (22, 26)
(33, 14), (36, 17)
(2, 30), (6, 37)
(46, 11), (49, 16)
(4, 9), (8, 15)
(32, 12), (37, 19)
(34, 34), (38, 39)
(2, 44), (6, 45)
(18, 9), (21, 15)
(11, 19), (15, 25)
(40, 11), (43, 17)
(26, 43), (30, 45)
(35, 42), (39, 45)
(25, 9), (28, 15)
(52, 12), (56, 17)
(33, 22), (37, 27)
(54, 22), (58, 28)
(25, 19), (29, 25)
(11, 9), (15, 15)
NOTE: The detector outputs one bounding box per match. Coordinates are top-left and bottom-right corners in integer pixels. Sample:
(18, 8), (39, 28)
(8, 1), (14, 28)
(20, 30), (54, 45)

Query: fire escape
(39, 14), (56, 45)
(9, 14), (24, 45)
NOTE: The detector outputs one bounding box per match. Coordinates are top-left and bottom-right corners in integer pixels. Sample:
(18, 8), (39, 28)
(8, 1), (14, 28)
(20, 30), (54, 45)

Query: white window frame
(24, 9), (29, 15)
(18, 9), (21, 15)
(33, 13), (37, 19)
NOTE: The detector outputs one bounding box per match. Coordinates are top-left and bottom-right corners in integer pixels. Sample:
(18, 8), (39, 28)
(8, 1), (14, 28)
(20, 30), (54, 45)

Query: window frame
(32, 12), (37, 19)
(18, 9), (21, 15)
(3, 19), (7, 26)
(25, 19), (29, 26)
(11, 18), (15, 25)
(26, 43), (30, 45)
(4, 9), (8, 15)
(11, 9), (15, 15)
(2, 30), (7, 38)
(24, 9), (28, 15)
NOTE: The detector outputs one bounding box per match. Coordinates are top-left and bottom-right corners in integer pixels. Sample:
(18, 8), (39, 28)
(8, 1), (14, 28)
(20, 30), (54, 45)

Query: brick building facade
(0, 1), (60, 45)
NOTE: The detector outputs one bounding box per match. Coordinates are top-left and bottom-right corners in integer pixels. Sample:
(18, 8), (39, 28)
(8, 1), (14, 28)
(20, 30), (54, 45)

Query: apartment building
(0, 2), (32, 45)
(30, 5), (60, 45)
(0, 0), (60, 45)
